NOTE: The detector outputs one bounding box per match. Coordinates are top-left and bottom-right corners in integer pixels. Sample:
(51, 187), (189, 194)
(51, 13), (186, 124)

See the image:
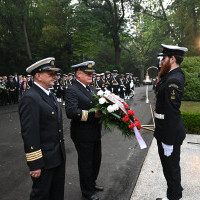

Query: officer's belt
(154, 112), (165, 119)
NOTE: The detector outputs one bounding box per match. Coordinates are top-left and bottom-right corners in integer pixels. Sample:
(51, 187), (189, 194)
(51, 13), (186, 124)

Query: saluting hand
(95, 110), (102, 118)
(30, 169), (41, 178)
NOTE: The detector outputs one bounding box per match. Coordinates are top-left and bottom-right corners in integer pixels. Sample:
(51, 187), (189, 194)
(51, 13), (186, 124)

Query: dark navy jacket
(65, 80), (101, 142)
(154, 67), (186, 145)
(19, 84), (66, 171)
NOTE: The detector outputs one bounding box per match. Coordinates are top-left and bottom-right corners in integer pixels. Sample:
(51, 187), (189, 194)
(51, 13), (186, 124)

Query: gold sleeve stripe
(26, 154), (43, 162)
(26, 149), (43, 162)
(81, 110), (88, 121)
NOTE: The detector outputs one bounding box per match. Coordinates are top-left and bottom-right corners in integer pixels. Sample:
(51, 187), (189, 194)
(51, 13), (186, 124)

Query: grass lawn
(180, 101), (200, 114)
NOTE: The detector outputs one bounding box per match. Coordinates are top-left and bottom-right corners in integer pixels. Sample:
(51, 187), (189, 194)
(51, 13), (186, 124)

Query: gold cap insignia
(171, 90), (175, 95)
(88, 64), (92, 68)
(171, 90), (176, 99)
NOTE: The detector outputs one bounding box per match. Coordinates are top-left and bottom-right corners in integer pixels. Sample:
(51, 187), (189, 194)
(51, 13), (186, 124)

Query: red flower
(123, 115), (129, 122)
(129, 122), (135, 130)
(135, 121), (140, 127)
(128, 110), (135, 116)
(135, 121), (141, 130)
(134, 117), (139, 121)
(123, 103), (129, 109)
(137, 125), (141, 130)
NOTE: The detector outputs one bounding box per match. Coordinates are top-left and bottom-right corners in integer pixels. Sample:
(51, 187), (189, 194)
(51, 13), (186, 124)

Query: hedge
(181, 57), (200, 101)
(181, 112), (200, 134)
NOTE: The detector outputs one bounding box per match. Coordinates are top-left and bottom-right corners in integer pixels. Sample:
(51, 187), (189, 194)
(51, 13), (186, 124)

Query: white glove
(161, 142), (173, 157)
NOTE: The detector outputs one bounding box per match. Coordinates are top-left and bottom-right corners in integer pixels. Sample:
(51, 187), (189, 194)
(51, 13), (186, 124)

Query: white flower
(113, 103), (119, 111)
(104, 90), (111, 96)
(107, 105), (114, 113)
(97, 90), (104, 97)
(99, 97), (106, 104)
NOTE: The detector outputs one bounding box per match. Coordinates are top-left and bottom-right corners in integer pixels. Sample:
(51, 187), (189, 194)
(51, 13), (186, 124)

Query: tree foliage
(181, 56), (200, 101)
(0, 0), (199, 83)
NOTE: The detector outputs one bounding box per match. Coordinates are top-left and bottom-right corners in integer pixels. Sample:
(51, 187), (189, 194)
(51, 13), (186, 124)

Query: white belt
(154, 112), (165, 119)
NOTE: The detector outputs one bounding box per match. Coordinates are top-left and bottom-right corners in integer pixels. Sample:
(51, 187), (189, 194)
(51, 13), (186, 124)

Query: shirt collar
(34, 81), (50, 96)
(76, 79), (86, 88)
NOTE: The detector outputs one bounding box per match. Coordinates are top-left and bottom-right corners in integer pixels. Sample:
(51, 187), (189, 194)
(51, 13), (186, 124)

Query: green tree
(181, 56), (200, 101)
(81, 0), (127, 68)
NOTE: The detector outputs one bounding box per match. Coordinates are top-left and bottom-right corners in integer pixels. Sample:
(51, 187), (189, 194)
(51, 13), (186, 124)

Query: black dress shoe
(82, 193), (100, 200)
(94, 185), (104, 191)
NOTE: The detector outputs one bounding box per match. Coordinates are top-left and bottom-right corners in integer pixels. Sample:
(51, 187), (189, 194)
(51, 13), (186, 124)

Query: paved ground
(0, 85), (155, 200)
(130, 135), (200, 200)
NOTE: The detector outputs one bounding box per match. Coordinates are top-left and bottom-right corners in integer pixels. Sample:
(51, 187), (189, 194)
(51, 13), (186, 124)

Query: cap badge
(88, 64), (92, 68)
(171, 90), (176, 100)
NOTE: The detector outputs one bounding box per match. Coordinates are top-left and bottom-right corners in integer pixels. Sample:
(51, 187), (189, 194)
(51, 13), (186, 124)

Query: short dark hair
(174, 55), (184, 65)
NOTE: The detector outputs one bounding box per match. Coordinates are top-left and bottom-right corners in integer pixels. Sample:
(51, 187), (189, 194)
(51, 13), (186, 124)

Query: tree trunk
(22, 0), (32, 61)
(140, 65), (144, 82)
(158, 0), (177, 41)
(23, 22), (32, 61)
(113, 34), (121, 67)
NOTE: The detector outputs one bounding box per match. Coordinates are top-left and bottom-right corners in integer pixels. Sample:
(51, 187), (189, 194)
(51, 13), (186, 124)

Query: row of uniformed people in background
(0, 70), (140, 106)
(0, 73), (34, 106)
(50, 70), (139, 106)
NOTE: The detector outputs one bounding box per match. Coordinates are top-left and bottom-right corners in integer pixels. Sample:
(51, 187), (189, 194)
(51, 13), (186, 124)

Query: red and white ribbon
(104, 92), (147, 149)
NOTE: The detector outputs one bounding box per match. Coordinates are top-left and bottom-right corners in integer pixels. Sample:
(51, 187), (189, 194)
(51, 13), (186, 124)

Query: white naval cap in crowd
(26, 57), (60, 74)
(72, 61), (95, 72)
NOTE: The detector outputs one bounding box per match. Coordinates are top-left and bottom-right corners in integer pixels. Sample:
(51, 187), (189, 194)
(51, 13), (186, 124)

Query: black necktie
(49, 92), (57, 107)
(86, 85), (91, 92)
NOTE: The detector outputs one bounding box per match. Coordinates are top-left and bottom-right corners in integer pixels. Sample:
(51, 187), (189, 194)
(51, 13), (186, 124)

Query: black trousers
(157, 141), (183, 200)
(30, 162), (65, 200)
(74, 140), (102, 196)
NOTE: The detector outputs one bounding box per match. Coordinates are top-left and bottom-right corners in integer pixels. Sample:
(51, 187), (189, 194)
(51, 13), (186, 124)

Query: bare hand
(95, 110), (102, 118)
(30, 169), (41, 178)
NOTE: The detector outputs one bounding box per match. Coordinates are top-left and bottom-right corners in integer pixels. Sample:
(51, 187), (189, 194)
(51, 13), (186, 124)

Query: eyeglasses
(83, 71), (93, 76)
(44, 71), (57, 76)
(162, 56), (168, 60)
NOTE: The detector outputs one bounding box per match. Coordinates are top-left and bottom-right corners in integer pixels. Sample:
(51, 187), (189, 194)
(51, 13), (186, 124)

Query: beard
(159, 59), (171, 76)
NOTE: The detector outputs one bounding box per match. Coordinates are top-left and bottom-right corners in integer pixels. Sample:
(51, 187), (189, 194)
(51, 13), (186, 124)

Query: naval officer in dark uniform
(19, 57), (66, 200)
(154, 44), (188, 200)
(65, 61), (103, 200)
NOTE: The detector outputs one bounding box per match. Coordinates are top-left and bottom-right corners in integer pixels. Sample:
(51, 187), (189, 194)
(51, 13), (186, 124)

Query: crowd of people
(0, 73), (33, 106)
(0, 70), (140, 106)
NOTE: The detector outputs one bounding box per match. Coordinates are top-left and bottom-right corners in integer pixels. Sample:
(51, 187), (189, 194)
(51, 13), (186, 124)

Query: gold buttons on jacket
(52, 112), (54, 115)
(59, 129), (61, 133)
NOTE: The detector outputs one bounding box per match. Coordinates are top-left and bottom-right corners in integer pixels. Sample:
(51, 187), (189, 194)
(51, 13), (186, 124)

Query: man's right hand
(30, 169), (41, 178)
(95, 110), (102, 118)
